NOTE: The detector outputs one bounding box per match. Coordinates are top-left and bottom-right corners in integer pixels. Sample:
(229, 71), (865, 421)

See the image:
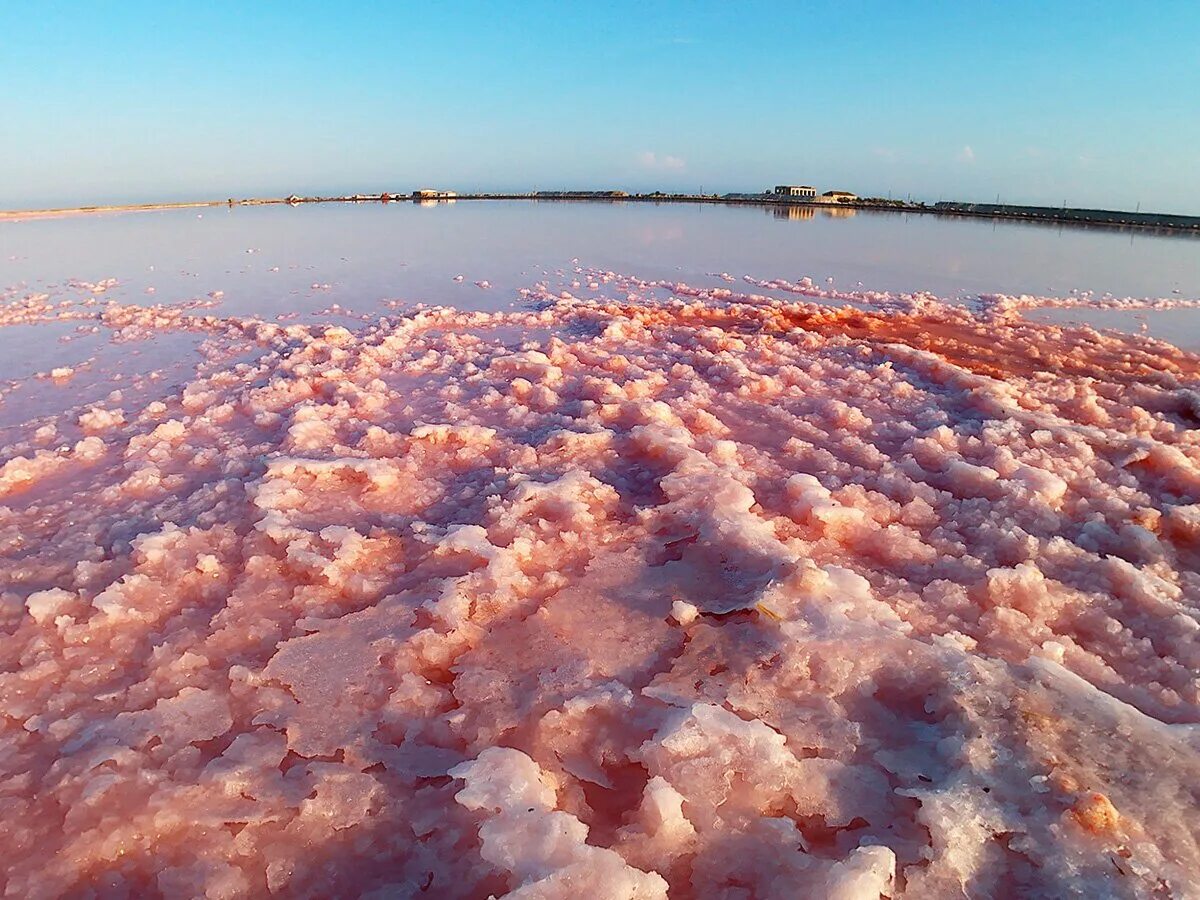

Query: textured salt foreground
(2, 269), (1200, 899)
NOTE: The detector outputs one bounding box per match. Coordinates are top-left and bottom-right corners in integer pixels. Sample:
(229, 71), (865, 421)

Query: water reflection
(3, 200), (1196, 318)
(773, 205), (813, 221)
(771, 205), (855, 220)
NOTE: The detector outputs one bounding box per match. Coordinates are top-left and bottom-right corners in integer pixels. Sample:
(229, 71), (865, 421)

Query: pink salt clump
(1, 267), (1200, 897)
(450, 748), (668, 898)
(24, 587), (78, 625)
(78, 406), (125, 433)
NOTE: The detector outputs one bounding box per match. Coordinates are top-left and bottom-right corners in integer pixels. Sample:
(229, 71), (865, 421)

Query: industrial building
(773, 185), (816, 199)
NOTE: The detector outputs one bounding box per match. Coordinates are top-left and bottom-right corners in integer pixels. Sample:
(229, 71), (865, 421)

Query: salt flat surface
(1, 204), (1199, 898)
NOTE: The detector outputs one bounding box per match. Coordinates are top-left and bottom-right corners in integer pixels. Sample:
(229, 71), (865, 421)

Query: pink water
(1, 203), (1199, 898)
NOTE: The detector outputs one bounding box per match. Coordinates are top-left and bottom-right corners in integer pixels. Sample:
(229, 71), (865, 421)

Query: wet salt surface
(4, 200), (1199, 314)
(2, 204), (1200, 898)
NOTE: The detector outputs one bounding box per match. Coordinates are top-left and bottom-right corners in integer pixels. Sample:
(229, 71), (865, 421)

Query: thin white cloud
(638, 151), (687, 171)
(958, 145), (976, 163)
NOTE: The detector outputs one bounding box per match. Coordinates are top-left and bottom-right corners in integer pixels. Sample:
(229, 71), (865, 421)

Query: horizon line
(3, 191), (1198, 235)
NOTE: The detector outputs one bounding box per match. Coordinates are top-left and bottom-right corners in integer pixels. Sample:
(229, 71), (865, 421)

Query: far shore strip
(0, 199), (281, 222)
(3, 193), (1199, 233)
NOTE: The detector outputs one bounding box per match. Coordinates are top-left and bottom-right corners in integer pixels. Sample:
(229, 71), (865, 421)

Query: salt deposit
(1, 267), (1199, 898)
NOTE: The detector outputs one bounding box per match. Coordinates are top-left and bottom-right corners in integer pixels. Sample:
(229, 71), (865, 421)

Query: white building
(816, 190), (858, 203)
(773, 185), (816, 199)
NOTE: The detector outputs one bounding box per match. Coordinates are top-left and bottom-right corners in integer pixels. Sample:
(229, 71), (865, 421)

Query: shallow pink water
(2, 205), (1200, 898)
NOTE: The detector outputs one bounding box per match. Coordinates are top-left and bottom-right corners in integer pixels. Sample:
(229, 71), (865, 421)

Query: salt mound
(1, 270), (1199, 897)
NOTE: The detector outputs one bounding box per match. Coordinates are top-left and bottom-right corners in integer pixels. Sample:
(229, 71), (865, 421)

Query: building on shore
(773, 185), (816, 199)
(412, 189), (458, 200)
(816, 190), (858, 203)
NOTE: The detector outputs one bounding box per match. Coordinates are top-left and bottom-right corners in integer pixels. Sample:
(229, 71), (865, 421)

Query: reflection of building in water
(821, 207), (856, 218)
(773, 184), (816, 198)
(773, 205), (815, 220)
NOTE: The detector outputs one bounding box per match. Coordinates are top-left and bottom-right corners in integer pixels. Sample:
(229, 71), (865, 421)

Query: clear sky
(2, 1), (1198, 212)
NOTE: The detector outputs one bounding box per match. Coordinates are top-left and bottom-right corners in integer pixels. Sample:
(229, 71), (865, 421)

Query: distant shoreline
(3, 192), (1199, 235)
(0, 198), (277, 221)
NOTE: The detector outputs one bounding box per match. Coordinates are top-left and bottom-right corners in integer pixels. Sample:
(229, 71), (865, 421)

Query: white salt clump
(25, 588), (76, 625)
(1013, 464), (1068, 506)
(670, 599), (699, 624)
(72, 435), (106, 460)
(452, 748), (668, 898)
(634, 776), (694, 843)
(816, 846), (897, 900)
(786, 472), (867, 531)
(78, 406), (125, 433)
(321, 324), (354, 344)
(451, 747), (558, 814)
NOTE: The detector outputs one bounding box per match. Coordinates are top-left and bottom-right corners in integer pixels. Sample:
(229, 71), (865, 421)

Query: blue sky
(2, 1), (1198, 211)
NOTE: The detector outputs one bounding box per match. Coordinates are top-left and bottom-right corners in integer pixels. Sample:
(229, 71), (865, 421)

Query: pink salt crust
(2, 270), (1200, 898)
